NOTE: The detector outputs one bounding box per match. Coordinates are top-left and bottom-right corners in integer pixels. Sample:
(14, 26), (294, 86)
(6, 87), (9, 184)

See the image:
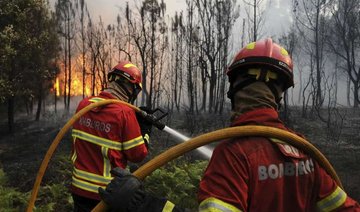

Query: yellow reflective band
(89, 97), (105, 102)
(122, 135), (145, 150)
(144, 133), (150, 144)
(71, 150), (77, 164)
(72, 176), (106, 193)
(73, 168), (112, 184)
(162, 201), (175, 212)
(71, 138), (77, 163)
(124, 63), (137, 68)
(248, 68), (262, 80)
(102, 146), (111, 178)
(246, 42), (256, 50)
(317, 186), (347, 212)
(247, 69), (278, 82)
(72, 129), (122, 150)
(199, 197), (242, 212)
(264, 70), (277, 82)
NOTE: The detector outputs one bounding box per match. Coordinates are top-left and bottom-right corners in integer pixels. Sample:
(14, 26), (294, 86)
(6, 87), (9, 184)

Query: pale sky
(82, 0), (292, 56)
(86, 0), (187, 24)
(85, 0), (292, 37)
(49, 0), (292, 43)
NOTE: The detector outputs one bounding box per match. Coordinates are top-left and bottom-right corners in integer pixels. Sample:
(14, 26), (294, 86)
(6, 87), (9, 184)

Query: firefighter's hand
(136, 106), (153, 146)
(98, 167), (145, 212)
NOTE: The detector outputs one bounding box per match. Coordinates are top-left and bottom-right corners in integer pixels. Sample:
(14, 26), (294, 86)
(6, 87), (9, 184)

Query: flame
(69, 75), (92, 96)
(55, 54), (104, 97)
(54, 77), (60, 96)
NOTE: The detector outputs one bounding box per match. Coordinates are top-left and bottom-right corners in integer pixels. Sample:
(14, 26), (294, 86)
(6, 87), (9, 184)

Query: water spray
(162, 126), (213, 159)
(139, 108), (213, 159)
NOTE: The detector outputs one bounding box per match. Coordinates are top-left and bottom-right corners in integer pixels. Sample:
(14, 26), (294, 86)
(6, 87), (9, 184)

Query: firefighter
(71, 61), (151, 212)
(98, 39), (360, 211)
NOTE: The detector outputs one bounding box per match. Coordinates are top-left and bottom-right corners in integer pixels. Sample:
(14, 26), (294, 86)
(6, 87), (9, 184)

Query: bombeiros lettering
(79, 117), (112, 133)
(258, 159), (314, 180)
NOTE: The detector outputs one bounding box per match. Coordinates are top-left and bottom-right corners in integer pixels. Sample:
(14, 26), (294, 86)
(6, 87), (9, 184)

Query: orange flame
(54, 77), (60, 96)
(56, 55), (103, 97)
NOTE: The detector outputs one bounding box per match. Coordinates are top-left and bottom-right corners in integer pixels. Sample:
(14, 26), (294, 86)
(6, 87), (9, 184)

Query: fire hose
(26, 99), (343, 212)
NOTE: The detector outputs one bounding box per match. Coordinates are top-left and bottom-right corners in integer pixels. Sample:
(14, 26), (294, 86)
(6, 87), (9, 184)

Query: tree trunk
(35, 83), (43, 121)
(7, 96), (15, 133)
(354, 84), (359, 108)
(67, 7), (72, 111)
(63, 36), (68, 109)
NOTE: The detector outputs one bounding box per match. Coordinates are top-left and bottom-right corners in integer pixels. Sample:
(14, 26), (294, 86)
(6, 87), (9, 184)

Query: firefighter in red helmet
(71, 61), (151, 211)
(98, 39), (360, 211)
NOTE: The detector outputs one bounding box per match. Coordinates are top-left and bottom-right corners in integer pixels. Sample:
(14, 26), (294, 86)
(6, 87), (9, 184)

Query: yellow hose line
(25, 99), (342, 212)
(92, 126), (343, 212)
(26, 99), (139, 212)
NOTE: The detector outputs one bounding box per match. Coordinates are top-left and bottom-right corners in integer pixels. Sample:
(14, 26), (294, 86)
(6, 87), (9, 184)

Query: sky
(85, 0), (186, 24)
(49, 0), (292, 46)
(84, 0), (292, 36)
(82, 0), (293, 52)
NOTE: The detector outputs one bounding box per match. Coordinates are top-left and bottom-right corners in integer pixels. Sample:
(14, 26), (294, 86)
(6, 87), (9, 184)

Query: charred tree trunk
(35, 83), (43, 121)
(7, 96), (14, 133)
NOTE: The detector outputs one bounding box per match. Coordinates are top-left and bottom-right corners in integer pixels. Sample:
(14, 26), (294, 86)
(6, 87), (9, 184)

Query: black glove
(99, 168), (185, 212)
(136, 106), (153, 146)
(98, 167), (145, 212)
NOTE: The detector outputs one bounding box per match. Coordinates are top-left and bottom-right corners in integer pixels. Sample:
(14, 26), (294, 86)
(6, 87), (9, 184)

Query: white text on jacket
(258, 159), (314, 180)
(79, 117), (112, 133)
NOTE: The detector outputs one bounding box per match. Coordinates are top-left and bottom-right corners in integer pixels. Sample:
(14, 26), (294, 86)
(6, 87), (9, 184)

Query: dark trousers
(72, 193), (100, 212)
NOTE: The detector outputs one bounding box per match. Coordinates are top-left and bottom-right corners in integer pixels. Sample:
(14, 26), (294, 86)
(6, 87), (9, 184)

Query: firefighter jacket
(198, 108), (360, 211)
(71, 91), (148, 200)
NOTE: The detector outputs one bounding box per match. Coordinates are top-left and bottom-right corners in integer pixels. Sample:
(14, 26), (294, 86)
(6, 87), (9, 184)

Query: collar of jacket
(231, 108), (305, 139)
(99, 90), (128, 102)
(231, 108), (286, 129)
(99, 91), (117, 99)
(87, 91), (125, 113)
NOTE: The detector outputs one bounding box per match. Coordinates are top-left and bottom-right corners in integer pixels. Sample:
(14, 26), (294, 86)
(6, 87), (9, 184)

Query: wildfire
(69, 76), (92, 97)
(54, 54), (103, 97)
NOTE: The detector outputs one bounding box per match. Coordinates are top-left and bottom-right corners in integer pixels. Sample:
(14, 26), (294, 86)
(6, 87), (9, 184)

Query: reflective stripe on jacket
(199, 197), (242, 212)
(71, 92), (148, 200)
(316, 186), (347, 212)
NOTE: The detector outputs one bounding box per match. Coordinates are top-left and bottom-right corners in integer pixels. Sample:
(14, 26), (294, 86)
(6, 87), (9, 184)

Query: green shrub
(0, 169), (28, 211)
(33, 154), (73, 211)
(144, 159), (208, 210)
(34, 183), (73, 212)
(0, 169), (8, 185)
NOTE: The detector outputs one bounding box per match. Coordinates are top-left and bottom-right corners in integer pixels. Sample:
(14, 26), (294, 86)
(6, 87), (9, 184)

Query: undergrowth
(0, 153), (73, 211)
(144, 159), (208, 211)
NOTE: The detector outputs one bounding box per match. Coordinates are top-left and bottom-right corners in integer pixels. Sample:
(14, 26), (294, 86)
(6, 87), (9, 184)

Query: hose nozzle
(138, 107), (167, 130)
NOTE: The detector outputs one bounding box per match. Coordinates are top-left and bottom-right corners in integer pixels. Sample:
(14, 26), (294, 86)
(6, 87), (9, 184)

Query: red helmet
(227, 38), (294, 90)
(108, 61), (142, 89)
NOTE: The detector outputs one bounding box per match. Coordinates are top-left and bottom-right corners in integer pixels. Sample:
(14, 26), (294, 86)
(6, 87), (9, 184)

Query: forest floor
(0, 105), (359, 207)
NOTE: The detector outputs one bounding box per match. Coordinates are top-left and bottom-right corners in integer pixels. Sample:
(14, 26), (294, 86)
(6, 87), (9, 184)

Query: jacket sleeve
(119, 109), (148, 163)
(198, 141), (247, 211)
(316, 166), (360, 211)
